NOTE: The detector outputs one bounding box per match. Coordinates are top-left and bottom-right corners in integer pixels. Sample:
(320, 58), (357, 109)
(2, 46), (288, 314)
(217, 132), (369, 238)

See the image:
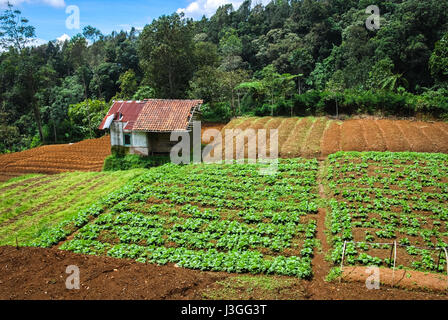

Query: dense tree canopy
(0, 0), (447, 153)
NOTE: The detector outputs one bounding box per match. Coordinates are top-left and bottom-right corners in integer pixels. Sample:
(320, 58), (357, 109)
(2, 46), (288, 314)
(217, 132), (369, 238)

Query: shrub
(103, 154), (170, 171)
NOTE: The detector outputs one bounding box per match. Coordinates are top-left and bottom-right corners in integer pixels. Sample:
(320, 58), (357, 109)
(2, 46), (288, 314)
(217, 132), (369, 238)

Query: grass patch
(103, 154), (170, 171)
(202, 275), (305, 300)
(0, 169), (145, 246)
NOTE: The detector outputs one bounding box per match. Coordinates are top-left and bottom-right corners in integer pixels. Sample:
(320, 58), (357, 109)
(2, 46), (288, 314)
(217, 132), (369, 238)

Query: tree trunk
(168, 67), (174, 98)
(33, 105), (44, 143)
(231, 89), (235, 117)
(53, 121), (57, 143)
(336, 97), (339, 119)
(237, 92), (241, 116)
(81, 74), (93, 139)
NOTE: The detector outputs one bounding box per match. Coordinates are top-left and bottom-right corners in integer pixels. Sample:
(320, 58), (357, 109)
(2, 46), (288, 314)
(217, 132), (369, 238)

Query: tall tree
(0, 2), (35, 50)
(138, 13), (194, 98)
(429, 33), (448, 87)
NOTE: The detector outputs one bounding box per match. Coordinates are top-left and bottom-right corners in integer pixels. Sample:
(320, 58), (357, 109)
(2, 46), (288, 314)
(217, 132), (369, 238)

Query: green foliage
(68, 99), (108, 139)
(138, 13), (194, 98)
(103, 154), (170, 171)
(429, 33), (448, 86)
(327, 151), (448, 273)
(0, 170), (143, 246)
(325, 267), (342, 282)
(0, 2), (35, 50)
(200, 102), (232, 123)
(2, 1), (448, 154)
(116, 69), (138, 99)
(36, 159), (320, 279)
(132, 86), (156, 100)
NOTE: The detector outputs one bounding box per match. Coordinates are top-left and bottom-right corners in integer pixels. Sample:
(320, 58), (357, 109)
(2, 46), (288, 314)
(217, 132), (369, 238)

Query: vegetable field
(0, 170), (144, 246)
(327, 152), (448, 273)
(2, 137), (448, 294)
(34, 159), (320, 279)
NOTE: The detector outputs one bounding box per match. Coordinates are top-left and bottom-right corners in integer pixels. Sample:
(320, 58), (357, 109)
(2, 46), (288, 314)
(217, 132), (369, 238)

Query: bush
(103, 154), (170, 171)
(241, 89), (448, 118)
(201, 102), (232, 122)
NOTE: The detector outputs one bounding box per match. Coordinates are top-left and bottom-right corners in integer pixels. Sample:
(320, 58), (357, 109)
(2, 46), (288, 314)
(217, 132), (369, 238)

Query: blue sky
(0, 0), (268, 44)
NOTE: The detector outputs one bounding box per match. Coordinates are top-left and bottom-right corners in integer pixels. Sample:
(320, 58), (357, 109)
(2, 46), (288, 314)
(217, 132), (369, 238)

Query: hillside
(0, 136), (111, 182)
(0, 170), (143, 246)
(217, 117), (448, 159)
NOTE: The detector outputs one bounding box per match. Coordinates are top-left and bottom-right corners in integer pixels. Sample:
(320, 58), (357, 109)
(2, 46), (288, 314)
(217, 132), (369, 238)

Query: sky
(0, 0), (270, 45)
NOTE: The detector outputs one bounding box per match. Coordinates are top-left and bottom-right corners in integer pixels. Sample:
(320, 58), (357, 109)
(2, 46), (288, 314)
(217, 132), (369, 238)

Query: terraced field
(1, 151), (448, 296)
(218, 117), (448, 158)
(32, 159), (321, 278)
(2, 117), (448, 296)
(0, 170), (143, 246)
(0, 136), (111, 182)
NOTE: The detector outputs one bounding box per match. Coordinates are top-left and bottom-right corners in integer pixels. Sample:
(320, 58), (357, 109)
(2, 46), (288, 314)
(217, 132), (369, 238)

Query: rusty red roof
(133, 99), (202, 132)
(99, 99), (203, 132)
(99, 100), (147, 130)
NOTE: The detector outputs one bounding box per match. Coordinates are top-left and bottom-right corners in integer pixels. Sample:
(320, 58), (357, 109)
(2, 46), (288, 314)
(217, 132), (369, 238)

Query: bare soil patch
(301, 118), (328, 158)
(340, 120), (368, 151)
(342, 266), (448, 292)
(280, 118), (312, 157)
(205, 117), (448, 159)
(0, 136), (111, 182)
(1, 245), (446, 300)
(361, 120), (387, 152)
(321, 121), (342, 156)
(0, 246), (226, 300)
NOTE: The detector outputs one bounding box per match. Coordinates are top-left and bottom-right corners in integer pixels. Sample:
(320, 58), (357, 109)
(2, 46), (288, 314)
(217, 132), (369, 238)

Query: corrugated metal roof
(99, 101), (147, 130)
(99, 99), (203, 132)
(133, 99), (203, 132)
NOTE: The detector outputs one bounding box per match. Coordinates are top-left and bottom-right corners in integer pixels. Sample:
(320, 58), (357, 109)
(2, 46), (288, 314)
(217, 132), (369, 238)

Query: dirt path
(303, 161), (333, 298)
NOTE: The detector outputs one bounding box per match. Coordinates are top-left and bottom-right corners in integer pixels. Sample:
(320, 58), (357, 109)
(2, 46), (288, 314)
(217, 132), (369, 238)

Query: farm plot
(220, 117), (448, 158)
(0, 170), (144, 246)
(326, 151), (448, 274)
(0, 136), (111, 182)
(36, 159), (321, 279)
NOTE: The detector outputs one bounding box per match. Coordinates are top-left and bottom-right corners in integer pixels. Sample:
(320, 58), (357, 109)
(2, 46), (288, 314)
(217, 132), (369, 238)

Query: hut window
(124, 133), (132, 146)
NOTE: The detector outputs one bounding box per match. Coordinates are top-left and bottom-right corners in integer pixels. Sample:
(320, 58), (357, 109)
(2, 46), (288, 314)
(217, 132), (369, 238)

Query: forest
(0, 0), (447, 153)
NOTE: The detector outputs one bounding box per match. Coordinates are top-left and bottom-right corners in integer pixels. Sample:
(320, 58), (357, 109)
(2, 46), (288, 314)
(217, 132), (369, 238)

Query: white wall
(132, 131), (147, 147)
(110, 122), (149, 156)
(110, 122), (124, 146)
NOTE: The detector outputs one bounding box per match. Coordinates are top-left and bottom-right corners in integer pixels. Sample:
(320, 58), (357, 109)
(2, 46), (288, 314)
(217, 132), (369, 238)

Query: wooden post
(443, 247), (448, 290)
(389, 242), (394, 267)
(392, 241), (397, 287)
(436, 248), (443, 271)
(340, 241), (347, 283)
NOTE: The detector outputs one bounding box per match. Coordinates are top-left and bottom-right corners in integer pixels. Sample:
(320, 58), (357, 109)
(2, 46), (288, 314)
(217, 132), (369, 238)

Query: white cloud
(42, 0), (65, 7)
(0, 0), (66, 9)
(177, 0), (272, 19)
(57, 33), (70, 42)
(177, 0), (243, 18)
(27, 37), (47, 47)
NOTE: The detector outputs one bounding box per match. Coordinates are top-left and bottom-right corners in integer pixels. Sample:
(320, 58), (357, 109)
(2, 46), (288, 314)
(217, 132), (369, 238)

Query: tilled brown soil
(221, 117), (448, 159)
(0, 246), (447, 300)
(0, 136), (111, 182)
(342, 267), (448, 292)
(0, 246), (226, 300)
